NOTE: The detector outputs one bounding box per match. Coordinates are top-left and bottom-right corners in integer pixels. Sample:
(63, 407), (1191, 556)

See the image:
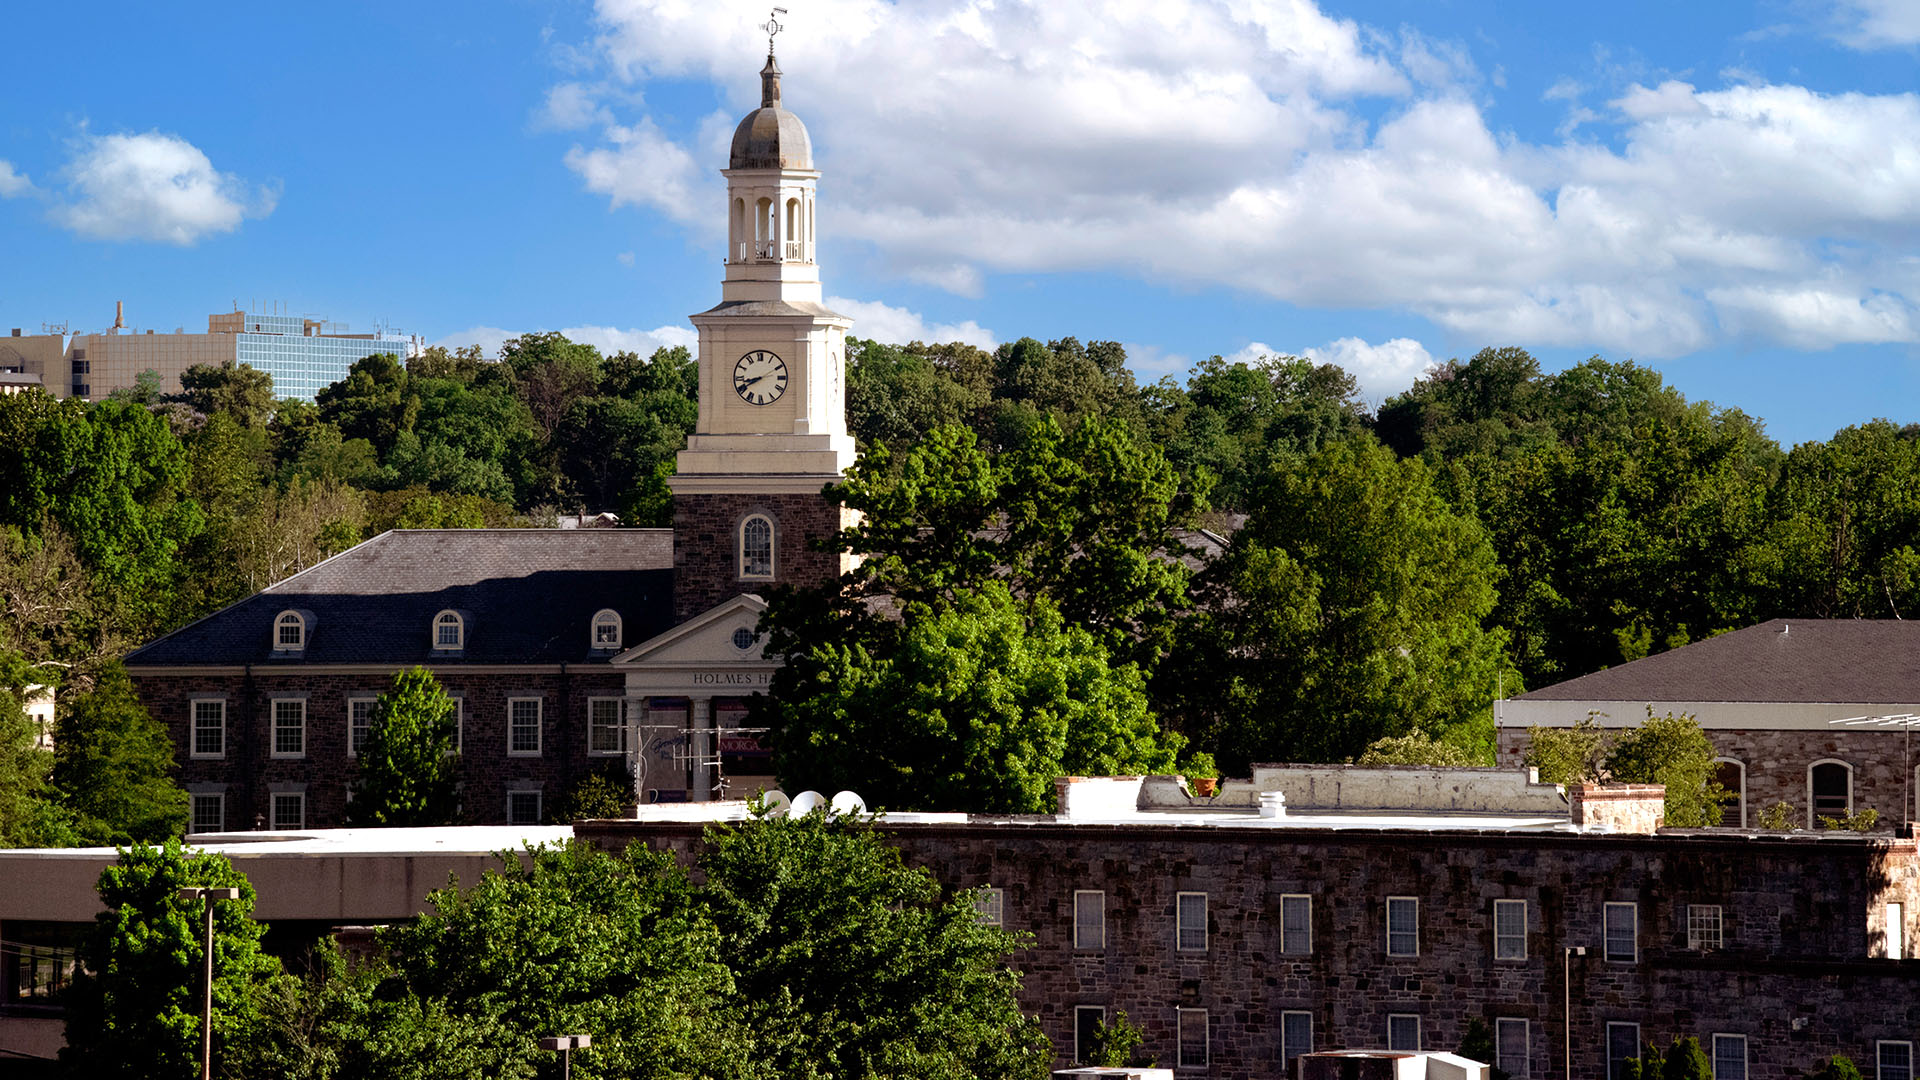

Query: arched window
(1712, 758), (1746, 827)
(274, 611), (305, 651)
(1809, 759), (1853, 826)
(740, 515), (774, 579)
(433, 610), (465, 651)
(592, 609), (622, 651)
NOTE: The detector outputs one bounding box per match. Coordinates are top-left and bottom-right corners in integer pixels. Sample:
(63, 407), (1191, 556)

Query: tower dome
(730, 52), (813, 170)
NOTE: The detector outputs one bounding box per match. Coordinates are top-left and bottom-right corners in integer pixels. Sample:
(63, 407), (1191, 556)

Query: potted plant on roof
(1184, 752), (1219, 798)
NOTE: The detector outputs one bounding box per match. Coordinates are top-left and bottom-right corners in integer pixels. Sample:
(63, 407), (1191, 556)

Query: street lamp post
(539, 1034), (593, 1080)
(177, 886), (241, 1080)
(1564, 945), (1586, 1080)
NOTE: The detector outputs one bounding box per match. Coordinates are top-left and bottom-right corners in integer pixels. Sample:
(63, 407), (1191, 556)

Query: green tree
(53, 663), (188, 844)
(1604, 711), (1729, 828)
(1807, 1055), (1867, 1080)
(1086, 1010), (1148, 1068)
(550, 767), (632, 823)
(1762, 421), (1920, 620)
(1457, 1018), (1509, 1080)
(1523, 715), (1609, 785)
(845, 336), (990, 450)
(315, 352), (416, 457)
(765, 583), (1181, 813)
(0, 650), (75, 846)
(700, 810), (1051, 1080)
(348, 668), (460, 827)
(173, 361), (276, 427)
(1356, 732), (1475, 767)
(1170, 437), (1512, 769)
(61, 840), (295, 1079)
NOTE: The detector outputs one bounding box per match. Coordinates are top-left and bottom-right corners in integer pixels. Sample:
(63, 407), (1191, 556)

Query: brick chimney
(1569, 783), (1666, 833)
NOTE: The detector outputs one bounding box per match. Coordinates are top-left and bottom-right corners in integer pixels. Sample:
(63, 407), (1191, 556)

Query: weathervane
(762, 7), (787, 53)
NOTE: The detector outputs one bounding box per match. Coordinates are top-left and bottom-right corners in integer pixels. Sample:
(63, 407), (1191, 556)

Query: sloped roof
(1517, 619), (1920, 703)
(126, 529), (675, 668)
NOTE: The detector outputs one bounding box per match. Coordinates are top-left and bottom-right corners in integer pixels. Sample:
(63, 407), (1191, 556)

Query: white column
(692, 696), (713, 801)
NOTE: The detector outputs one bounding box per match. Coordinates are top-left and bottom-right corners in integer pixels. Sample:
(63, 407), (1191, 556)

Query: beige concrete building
(0, 329), (67, 395)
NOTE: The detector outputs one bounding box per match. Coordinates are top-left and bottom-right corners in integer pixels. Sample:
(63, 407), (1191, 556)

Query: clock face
(733, 350), (789, 405)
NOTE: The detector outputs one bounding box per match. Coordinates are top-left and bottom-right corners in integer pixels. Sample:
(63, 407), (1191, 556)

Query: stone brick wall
(1500, 727), (1917, 828)
(133, 667), (627, 829)
(1570, 784), (1666, 833)
(672, 490), (854, 621)
(577, 819), (1920, 1080)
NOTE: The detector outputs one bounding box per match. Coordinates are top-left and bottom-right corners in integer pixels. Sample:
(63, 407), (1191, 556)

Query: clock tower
(670, 42), (858, 621)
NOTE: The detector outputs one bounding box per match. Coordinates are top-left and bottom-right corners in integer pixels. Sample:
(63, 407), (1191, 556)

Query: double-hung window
(508, 790), (541, 825)
(191, 699), (226, 758)
(1712, 1035), (1747, 1080)
(1604, 902), (1638, 962)
(1688, 905), (1723, 950)
(1177, 891), (1208, 952)
(508, 697), (542, 755)
(271, 792), (305, 830)
(1607, 1023), (1643, 1080)
(1494, 899), (1527, 960)
(1881, 1042), (1914, 1080)
(1281, 1011), (1313, 1075)
(1496, 1018), (1530, 1079)
(588, 697), (624, 755)
(1281, 894), (1312, 955)
(1073, 890), (1105, 950)
(1386, 896), (1419, 957)
(1386, 1014), (1420, 1052)
(348, 697), (376, 757)
(272, 699), (306, 758)
(190, 793), (225, 835)
(1074, 1006), (1106, 1065)
(975, 887), (1004, 927)
(1177, 1008), (1209, 1069)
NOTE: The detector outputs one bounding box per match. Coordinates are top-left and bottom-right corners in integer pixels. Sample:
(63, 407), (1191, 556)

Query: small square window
(190, 794), (225, 835)
(1281, 894), (1312, 955)
(1713, 1035), (1747, 1080)
(1495, 899), (1528, 960)
(975, 887), (1004, 927)
(1177, 1008), (1209, 1069)
(1497, 1018), (1530, 1079)
(1074, 1005), (1106, 1065)
(1604, 902), (1638, 962)
(1688, 905), (1723, 951)
(1387, 1014), (1420, 1052)
(508, 790), (542, 825)
(1881, 1042), (1914, 1080)
(1177, 891), (1208, 952)
(1281, 1011), (1313, 1074)
(1074, 890), (1105, 950)
(1387, 896), (1419, 957)
(271, 792), (305, 830)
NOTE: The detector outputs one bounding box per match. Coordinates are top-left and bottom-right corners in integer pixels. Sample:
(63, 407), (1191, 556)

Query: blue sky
(2, 1), (1916, 447)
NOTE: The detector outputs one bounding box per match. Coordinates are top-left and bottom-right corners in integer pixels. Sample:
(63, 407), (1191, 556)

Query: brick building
(1498, 620), (1920, 829)
(577, 770), (1920, 1080)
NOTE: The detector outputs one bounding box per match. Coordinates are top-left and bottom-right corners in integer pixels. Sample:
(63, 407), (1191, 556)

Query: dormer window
(591, 609), (622, 651)
(433, 610), (465, 651)
(274, 611), (305, 651)
(740, 515), (774, 580)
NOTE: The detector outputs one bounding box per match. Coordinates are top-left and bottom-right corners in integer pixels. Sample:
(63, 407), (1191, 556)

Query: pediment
(611, 593), (771, 668)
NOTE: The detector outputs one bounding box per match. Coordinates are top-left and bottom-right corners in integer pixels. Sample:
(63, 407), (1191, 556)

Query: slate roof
(125, 529), (675, 668)
(1516, 619), (1920, 703)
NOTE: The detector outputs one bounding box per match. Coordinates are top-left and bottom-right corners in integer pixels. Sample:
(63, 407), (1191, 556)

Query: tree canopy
(348, 667), (461, 828)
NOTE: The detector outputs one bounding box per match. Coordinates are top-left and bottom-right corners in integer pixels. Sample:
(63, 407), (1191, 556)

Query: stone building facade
(579, 774), (1920, 1080)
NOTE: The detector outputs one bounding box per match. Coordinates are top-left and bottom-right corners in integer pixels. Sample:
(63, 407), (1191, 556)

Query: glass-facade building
(224, 313), (411, 401)
(65, 311), (412, 403)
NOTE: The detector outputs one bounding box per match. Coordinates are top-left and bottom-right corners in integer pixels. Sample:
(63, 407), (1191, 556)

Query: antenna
(762, 7), (787, 52)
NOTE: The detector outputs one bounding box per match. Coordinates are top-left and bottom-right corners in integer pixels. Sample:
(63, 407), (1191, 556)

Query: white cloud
(1707, 285), (1916, 347)
(616, 250), (635, 266)
(433, 323), (697, 359)
(1121, 343), (1193, 381)
(825, 295), (997, 350)
(554, 1), (1920, 356)
(539, 81), (612, 130)
(54, 131), (274, 244)
(1301, 336), (1434, 396)
(0, 161), (32, 197)
(1830, 0), (1920, 49)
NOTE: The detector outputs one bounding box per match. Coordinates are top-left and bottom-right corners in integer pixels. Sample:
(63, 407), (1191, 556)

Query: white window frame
(1603, 901), (1638, 963)
(1688, 904), (1724, 951)
(1713, 757), (1746, 827)
(1074, 1005), (1106, 1065)
(739, 514), (775, 580)
(1607, 1023), (1643, 1080)
(1496, 1018), (1530, 1079)
(1280, 893), (1312, 955)
(1177, 1007), (1210, 1069)
(271, 791), (305, 830)
(347, 696), (378, 758)
(448, 693), (463, 755)
(1494, 898), (1527, 961)
(1880, 1041), (1914, 1080)
(508, 696), (543, 756)
(1712, 1034), (1747, 1080)
(189, 698), (226, 759)
(1808, 758), (1854, 826)
(189, 793), (225, 835)
(975, 887), (1004, 927)
(1386, 1013), (1420, 1052)
(1177, 891), (1208, 953)
(1281, 1010), (1313, 1074)
(1386, 896), (1419, 957)
(588, 696), (625, 756)
(1073, 889), (1105, 950)
(433, 609), (465, 651)
(270, 698), (306, 759)
(507, 789), (542, 825)
(273, 610), (305, 651)
(591, 608), (622, 651)
(1887, 902), (1906, 959)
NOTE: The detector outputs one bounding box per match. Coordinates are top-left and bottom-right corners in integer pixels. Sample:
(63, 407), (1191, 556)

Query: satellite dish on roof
(790, 790), (827, 815)
(830, 790), (867, 816)
(757, 789), (792, 817)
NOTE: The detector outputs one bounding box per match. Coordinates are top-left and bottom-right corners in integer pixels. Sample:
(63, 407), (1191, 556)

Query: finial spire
(761, 7), (787, 56)
(758, 8), (787, 107)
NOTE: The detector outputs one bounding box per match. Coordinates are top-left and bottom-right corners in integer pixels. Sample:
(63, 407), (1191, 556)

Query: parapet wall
(1135, 764), (1568, 815)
